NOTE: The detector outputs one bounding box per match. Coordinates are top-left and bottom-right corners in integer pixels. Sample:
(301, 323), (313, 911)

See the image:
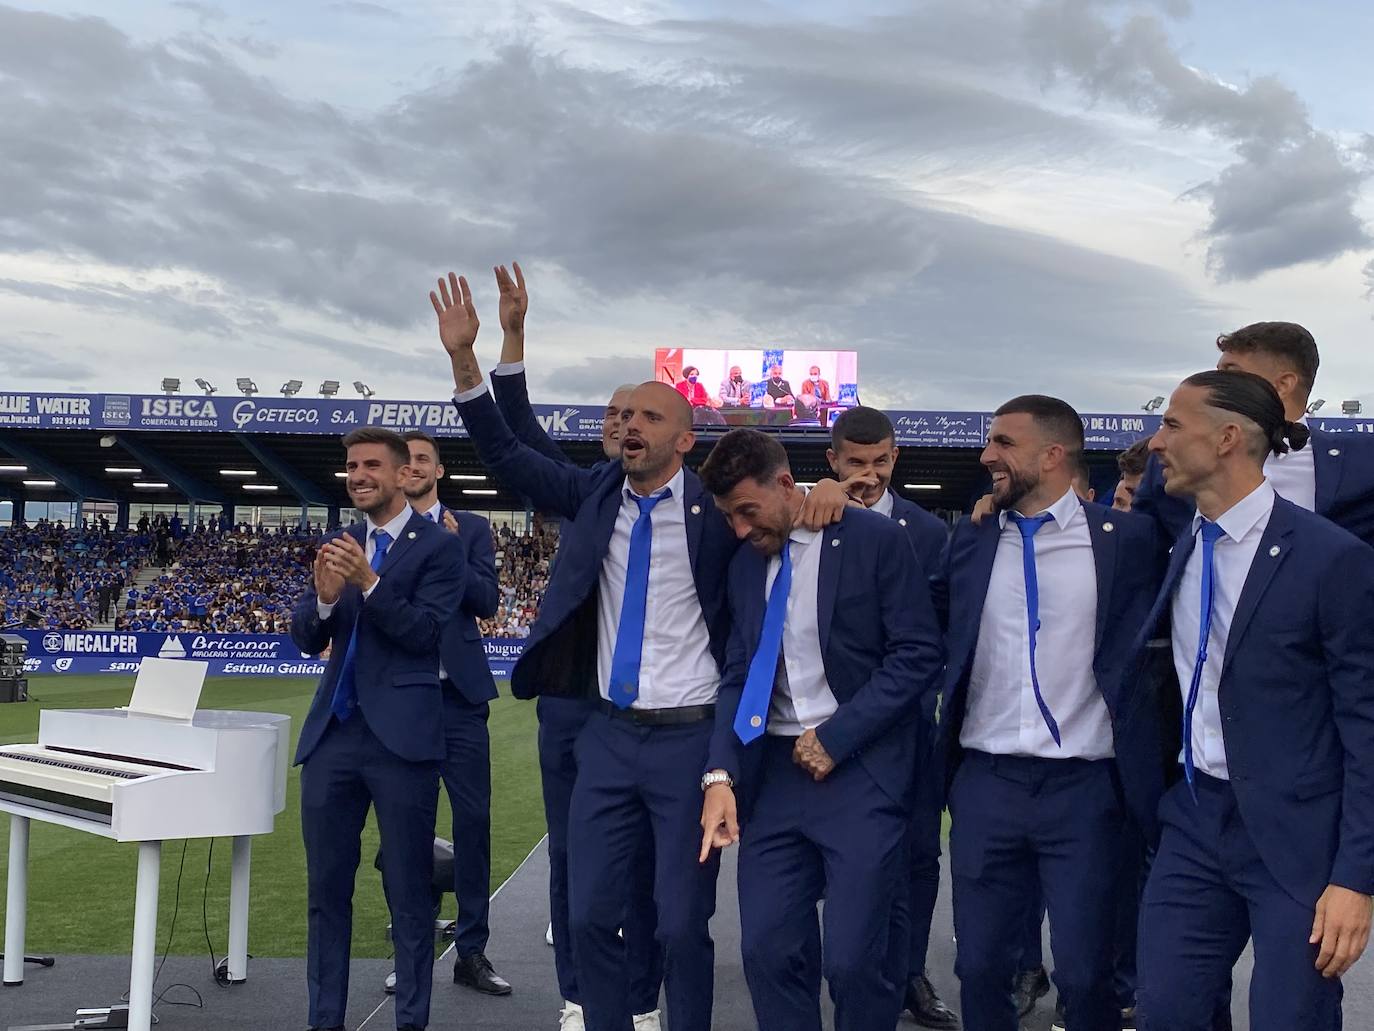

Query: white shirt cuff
(492, 361), (524, 376)
(362, 577), (379, 600)
(453, 382), (490, 404)
(317, 600), (336, 618)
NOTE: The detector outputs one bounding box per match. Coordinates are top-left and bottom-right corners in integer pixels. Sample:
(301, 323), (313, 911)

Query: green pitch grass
(0, 675), (544, 959)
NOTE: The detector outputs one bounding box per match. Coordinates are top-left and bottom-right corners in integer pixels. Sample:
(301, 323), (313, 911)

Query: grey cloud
(0, 339), (96, 381)
(171, 2), (226, 23)
(327, 2), (401, 20)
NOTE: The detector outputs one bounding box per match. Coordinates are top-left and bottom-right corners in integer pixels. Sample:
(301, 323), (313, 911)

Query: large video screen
(654, 348), (859, 427)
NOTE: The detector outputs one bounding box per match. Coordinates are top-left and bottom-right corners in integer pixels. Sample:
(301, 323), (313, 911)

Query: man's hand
(313, 550), (344, 605)
(792, 729), (835, 781)
(322, 535), (379, 593)
(797, 476), (870, 531)
(441, 510), (461, 535)
(970, 493), (996, 525)
(431, 272), (479, 356)
(495, 263), (528, 337)
(699, 782), (739, 863)
(1311, 884), (1373, 978)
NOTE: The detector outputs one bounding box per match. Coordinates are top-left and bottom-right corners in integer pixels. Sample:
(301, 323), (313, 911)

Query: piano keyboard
(0, 744), (168, 823)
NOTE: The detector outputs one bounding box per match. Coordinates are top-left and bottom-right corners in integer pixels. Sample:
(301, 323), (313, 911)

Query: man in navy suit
(826, 405), (957, 1029)
(292, 426), (466, 1031)
(698, 429), (945, 1031)
(1134, 321), (1374, 548)
(933, 395), (1162, 1031)
(1131, 371), (1374, 1031)
(401, 430), (511, 997)
(484, 263), (664, 1031)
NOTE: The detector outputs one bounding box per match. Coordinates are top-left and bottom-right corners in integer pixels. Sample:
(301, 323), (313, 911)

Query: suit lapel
(683, 469), (707, 574)
(964, 517), (1003, 637)
(1310, 428), (1343, 516)
(1084, 505), (1116, 657)
(1223, 500), (1296, 665)
(818, 522), (843, 656)
(377, 511), (426, 573)
(593, 478), (625, 562)
(1137, 526), (1196, 650)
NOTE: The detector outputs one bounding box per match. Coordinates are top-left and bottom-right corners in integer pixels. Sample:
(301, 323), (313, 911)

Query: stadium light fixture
(334, 471), (348, 478)
(353, 380), (376, 400)
(161, 377), (181, 395)
(99, 435), (117, 448)
(195, 377), (218, 396)
(22, 479), (57, 488)
(1342, 400), (1362, 416)
(319, 380), (340, 397)
(447, 474), (487, 482)
(236, 378), (259, 397)
(133, 482), (170, 489)
(462, 489), (499, 497)
(105, 467), (142, 475)
(1141, 396), (1165, 413)
(281, 379), (303, 397)
(242, 484), (278, 492)
(0, 465), (28, 474)
(1306, 399), (1326, 415)
(903, 483), (942, 491)
(219, 470), (257, 477)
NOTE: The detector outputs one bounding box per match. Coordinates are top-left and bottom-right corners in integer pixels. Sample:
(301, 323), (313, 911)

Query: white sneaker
(546, 921), (555, 946)
(559, 1002), (585, 1030)
(632, 1010), (662, 1031)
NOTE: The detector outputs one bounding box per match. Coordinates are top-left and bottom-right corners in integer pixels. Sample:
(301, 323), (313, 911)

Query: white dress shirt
(317, 505), (412, 619)
(1263, 416), (1315, 512)
(596, 466), (719, 709)
(764, 521), (840, 737)
(961, 487), (1113, 760)
(871, 489), (895, 518)
(1170, 479), (1275, 781)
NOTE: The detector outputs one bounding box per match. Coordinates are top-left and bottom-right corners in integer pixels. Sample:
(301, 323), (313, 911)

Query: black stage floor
(5, 840), (1373, 1030)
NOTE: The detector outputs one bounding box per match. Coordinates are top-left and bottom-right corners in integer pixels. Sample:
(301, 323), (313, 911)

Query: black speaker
(0, 677), (27, 703)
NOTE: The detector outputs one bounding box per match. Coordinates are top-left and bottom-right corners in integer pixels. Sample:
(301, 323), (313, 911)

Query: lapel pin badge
(407, 531), (417, 540)
(1269, 545), (1280, 557)
(690, 504), (701, 515)
(830, 538), (839, 547)
(1329, 449), (1341, 457)
(898, 518), (908, 526)
(750, 715), (762, 728)
(1103, 522), (1114, 532)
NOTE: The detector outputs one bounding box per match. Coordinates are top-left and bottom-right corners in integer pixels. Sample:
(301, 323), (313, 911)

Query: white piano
(0, 660), (289, 1031)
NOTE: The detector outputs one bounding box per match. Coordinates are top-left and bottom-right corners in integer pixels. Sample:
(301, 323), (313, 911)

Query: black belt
(598, 700), (715, 726)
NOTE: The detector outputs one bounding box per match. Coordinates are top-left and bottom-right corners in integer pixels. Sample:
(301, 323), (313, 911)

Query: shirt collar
(420, 501), (443, 523)
(622, 465), (685, 503)
(1190, 479), (1274, 543)
(996, 486), (1082, 531)
(367, 505), (413, 543)
(872, 489), (895, 518)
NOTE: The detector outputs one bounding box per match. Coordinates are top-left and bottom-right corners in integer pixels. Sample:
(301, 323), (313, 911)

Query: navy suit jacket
(291, 510), (467, 764)
(707, 506), (944, 816)
(490, 369), (576, 466)
(454, 388), (740, 700)
(437, 507), (500, 705)
(931, 501), (1164, 830)
(1127, 498), (1374, 905)
(889, 492), (949, 576)
(1134, 427), (1374, 549)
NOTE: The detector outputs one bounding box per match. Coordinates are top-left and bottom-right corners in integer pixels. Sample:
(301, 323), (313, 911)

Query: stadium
(4, 380), (1374, 1031)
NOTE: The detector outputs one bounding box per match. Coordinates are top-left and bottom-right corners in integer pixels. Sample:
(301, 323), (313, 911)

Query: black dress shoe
(904, 971), (960, 1029)
(1013, 965), (1051, 1018)
(453, 952), (512, 996)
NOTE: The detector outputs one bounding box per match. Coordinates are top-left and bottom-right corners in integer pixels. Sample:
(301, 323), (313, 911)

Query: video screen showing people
(654, 348), (859, 427)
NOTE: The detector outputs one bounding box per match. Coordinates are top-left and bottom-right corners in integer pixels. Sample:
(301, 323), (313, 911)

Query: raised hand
(322, 535), (379, 592)
(313, 549), (344, 606)
(430, 272), (479, 355)
(495, 262), (528, 337)
(441, 510), (461, 534)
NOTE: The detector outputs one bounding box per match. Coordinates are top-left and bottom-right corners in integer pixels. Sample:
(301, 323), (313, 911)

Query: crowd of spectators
(482, 522), (558, 638)
(0, 518), (149, 630)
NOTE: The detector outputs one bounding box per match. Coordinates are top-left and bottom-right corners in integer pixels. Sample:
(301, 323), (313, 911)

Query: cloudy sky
(2, 0), (1371, 413)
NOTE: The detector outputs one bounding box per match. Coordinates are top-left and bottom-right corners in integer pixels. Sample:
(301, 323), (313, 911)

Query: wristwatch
(701, 769), (733, 791)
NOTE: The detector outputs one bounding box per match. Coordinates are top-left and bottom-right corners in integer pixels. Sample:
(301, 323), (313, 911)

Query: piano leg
(3, 814), (28, 986)
(226, 835), (251, 983)
(127, 840), (161, 1031)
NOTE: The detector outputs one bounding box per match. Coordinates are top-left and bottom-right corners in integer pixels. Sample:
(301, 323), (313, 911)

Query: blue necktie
(426, 510), (438, 522)
(1182, 520), (1225, 800)
(1008, 512), (1061, 746)
(329, 528), (393, 722)
(735, 541), (793, 744)
(607, 490), (670, 708)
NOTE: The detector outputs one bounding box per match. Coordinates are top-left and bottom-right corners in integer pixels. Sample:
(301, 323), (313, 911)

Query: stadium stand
(0, 519), (151, 630)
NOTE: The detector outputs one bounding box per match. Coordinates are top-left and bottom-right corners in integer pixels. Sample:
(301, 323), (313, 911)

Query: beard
(990, 466), (1036, 512)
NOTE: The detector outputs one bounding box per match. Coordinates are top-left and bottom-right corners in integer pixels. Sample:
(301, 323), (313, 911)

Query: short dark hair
(1216, 321), (1319, 395)
(993, 395), (1084, 452)
(831, 406), (894, 450)
(698, 428), (790, 497)
(1182, 369), (1311, 460)
(1117, 437), (1151, 477)
(402, 430), (441, 460)
(342, 427), (410, 466)
(682, 365), (699, 377)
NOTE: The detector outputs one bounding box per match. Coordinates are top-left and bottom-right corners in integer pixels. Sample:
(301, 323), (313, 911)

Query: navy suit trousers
(739, 736), (908, 1031)
(1136, 775), (1342, 1031)
(440, 683), (492, 957)
(567, 712), (719, 1031)
(300, 714), (439, 1030)
(536, 697), (664, 1012)
(949, 751), (1122, 1031)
